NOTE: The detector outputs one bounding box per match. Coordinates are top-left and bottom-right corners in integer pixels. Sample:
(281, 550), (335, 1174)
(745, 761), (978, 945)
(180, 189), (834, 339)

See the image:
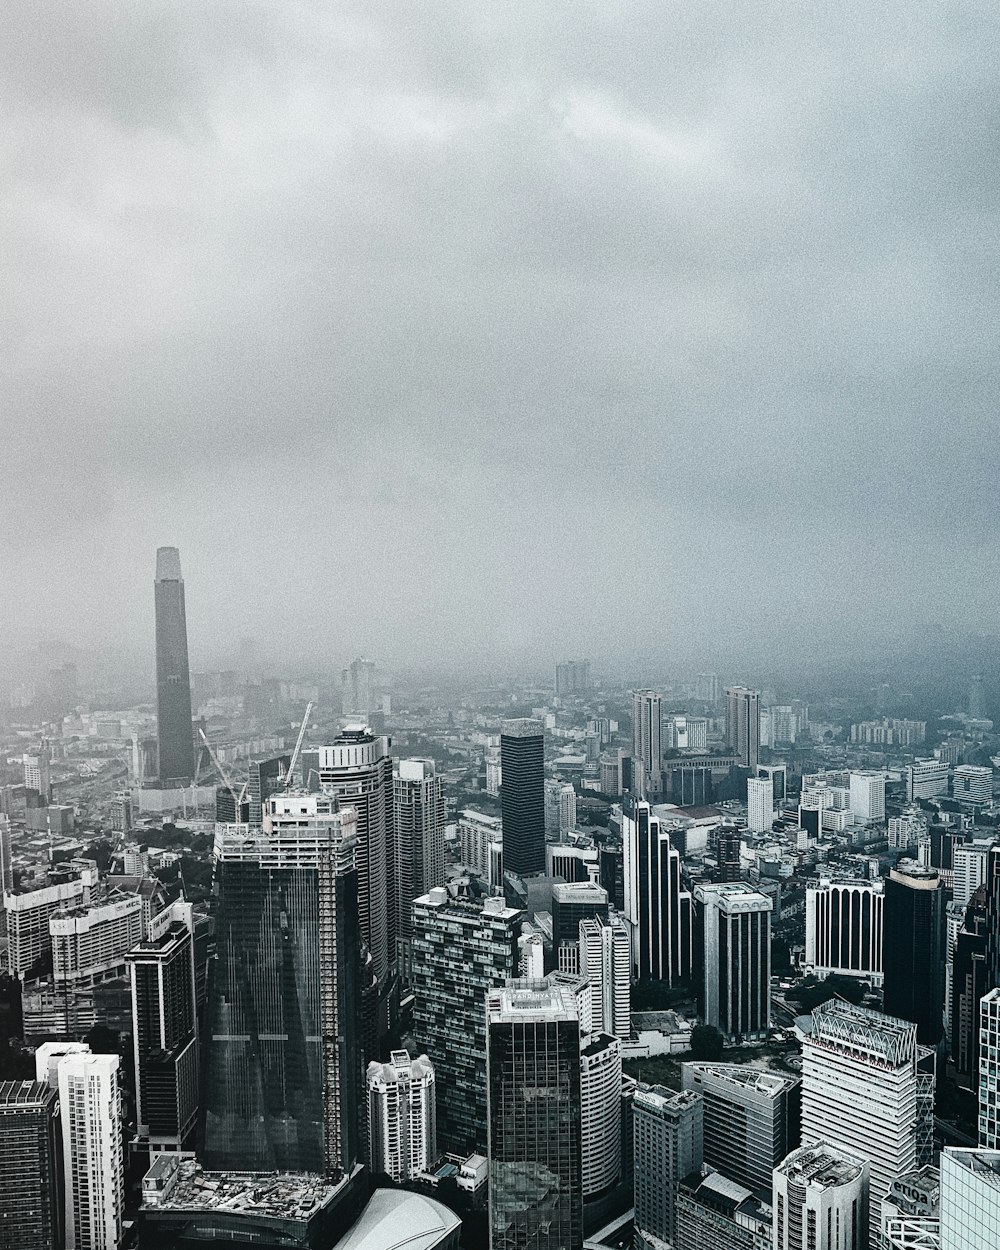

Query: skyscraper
(487, 984), (583, 1250)
(633, 1085), (703, 1249)
(579, 1032), (623, 1202)
(951, 887), (989, 1089)
(695, 883), (772, 1041)
(555, 659), (591, 696)
(57, 1051), (124, 1250)
(154, 546), (194, 785)
(579, 914), (631, 1039)
(746, 776), (774, 833)
(968, 675), (986, 721)
(804, 879), (884, 985)
(127, 904), (198, 1153)
(772, 1143), (868, 1250)
(883, 862), (945, 1045)
(849, 771), (886, 824)
(200, 794), (363, 1177)
(366, 1050), (436, 1183)
(551, 882), (608, 974)
(0, 1081), (63, 1250)
(940, 1148), (1000, 1250)
(631, 690), (662, 798)
(622, 797), (693, 984)
(980, 989), (1000, 1148)
(500, 719), (545, 878)
(393, 759), (446, 955)
(725, 687), (761, 770)
(247, 753), (292, 826)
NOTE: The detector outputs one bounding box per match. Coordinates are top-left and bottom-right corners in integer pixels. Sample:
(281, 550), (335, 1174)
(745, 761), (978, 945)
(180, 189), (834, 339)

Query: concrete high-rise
(802, 1000), (922, 1236)
(675, 1167), (772, 1250)
(500, 719), (545, 878)
(804, 879), (884, 986)
(555, 660), (591, 697)
(951, 888), (989, 1088)
(939, 1147), (1000, 1250)
(201, 795), (363, 1177)
(631, 691), (662, 798)
(57, 1051), (124, 1250)
(622, 798), (692, 984)
(773, 1142), (868, 1250)
(695, 883), (772, 1041)
(0, 1081), (63, 1250)
(883, 862), (945, 1045)
(633, 1085), (703, 1249)
(980, 989), (1000, 1148)
(366, 1050), (436, 1183)
(746, 776), (774, 834)
(849, 771), (886, 824)
(551, 882), (608, 974)
(393, 759), (446, 953)
(579, 913), (631, 1039)
(154, 547), (194, 785)
(579, 1032), (623, 1202)
(487, 984), (583, 1250)
(725, 687), (761, 770)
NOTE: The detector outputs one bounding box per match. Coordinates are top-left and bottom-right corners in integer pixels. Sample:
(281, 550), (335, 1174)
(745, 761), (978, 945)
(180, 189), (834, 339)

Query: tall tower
(487, 984), (583, 1250)
(695, 883), (772, 1041)
(366, 1050), (436, 1183)
(56, 1052), (124, 1250)
(154, 547), (193, 785)
(500, 719), (545, 878)
(746, 776), (774, 833)
(724, 686), (761, 770)
(883, 862), (945, 1045)
(393, 759), (446, 957)
(579, 913), (631, 1039)
(632, 1085), (703, 1248)
(0, 1081), (63, 1250)
(631, 690), (662, 798)
(622, 798), (693, 984)
(200, 794), (363, 1178)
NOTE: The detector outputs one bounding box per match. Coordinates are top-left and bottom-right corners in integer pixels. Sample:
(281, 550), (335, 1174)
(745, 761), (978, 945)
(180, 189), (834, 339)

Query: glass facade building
(154, 546), (194, 785)
(500, 720), (545, 878)
(939, 1149), (1000, 1250)
(0, 1081), (62, 1250)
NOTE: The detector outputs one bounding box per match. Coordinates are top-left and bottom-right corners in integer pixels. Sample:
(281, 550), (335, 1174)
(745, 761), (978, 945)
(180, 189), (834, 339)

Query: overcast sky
(3, 3), (998, 677)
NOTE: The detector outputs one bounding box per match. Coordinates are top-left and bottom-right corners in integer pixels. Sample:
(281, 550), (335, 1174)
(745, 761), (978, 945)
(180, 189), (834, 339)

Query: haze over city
(5, 3), (1000, 679)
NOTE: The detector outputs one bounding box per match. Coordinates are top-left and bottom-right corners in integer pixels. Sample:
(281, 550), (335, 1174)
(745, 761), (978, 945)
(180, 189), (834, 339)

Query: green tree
(689, 1024), (725, 1061)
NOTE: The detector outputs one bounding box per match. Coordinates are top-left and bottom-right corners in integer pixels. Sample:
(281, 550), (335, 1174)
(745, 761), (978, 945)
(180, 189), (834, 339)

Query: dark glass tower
(883, 862), (945, 1045)
(500, 719), (545, 877)
(154, 547), (194, 785)
(200, 796), (363, 1178)
(0, 1081), (62, 1250)
(951, 886), (989, 1088)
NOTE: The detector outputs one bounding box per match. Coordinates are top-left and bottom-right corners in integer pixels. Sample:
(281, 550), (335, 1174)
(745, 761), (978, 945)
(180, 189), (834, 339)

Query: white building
(51, 892), (146, 987)
(579, 1032), (622, 1199)
(980, 989), (1000, 1149)
(907, 760), (951, 802)
(367, 1050), (436, 1182)
(557, 783), (577, 835)
(849, 771), (886, 824)
(58, 1051), (124, 1250)
(939, 1148), (1000, 1250)
(804, 879), (884, 986)
(952, 765), (992, 807)
(952, 842), (991, 910)
(747, 776), (774, 834)
(457, 809), (502, 879)
(888, 812), (925, 850)
(632, 690), (662, 798)
(579, 914), (631, 1039)
(802, 1000), (921, 1237)
(773, 1142), (868, 1250)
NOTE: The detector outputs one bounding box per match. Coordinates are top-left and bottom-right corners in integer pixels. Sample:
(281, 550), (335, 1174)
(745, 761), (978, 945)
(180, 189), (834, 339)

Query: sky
(3, 3), (999, 678)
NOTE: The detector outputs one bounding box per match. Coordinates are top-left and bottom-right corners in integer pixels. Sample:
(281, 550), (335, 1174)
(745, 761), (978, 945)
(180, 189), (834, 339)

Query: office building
(715, 828), (743, 883)
(458, 808), (503, 878)
(675, 1166), (772, 1250)
(681, 1063), (800, 1193)
(22, 754), (51, 803)
(500, 720), (546, 878)
(600, 751), (624, 797)
(695, 883), (772, 1041)
(394, 759), (446, 949)
(804, 879), (884, 985)
(802, 1000), (921, 1235)
(551, 882), (608, 973)
(622, 798), (693, 984)
(4, 863), (97, 977)
(110, 788), (133, 833)
(555, 659), (591, 696)
(988, 843), (1000, 985)
(953, 842), (991, 909)
(759, 763), (787, 803)
(579, 914), (631, 1039)
(303, 727), (394, 990)
(487, 984), (582, 1250)
(367, 1050), (436, 1183)
(57, 1051), (124, 1250)
(939, 1148), (1000, 1250)
(881, 1165), (939, 1250)
(127, 905), (198, 1153)
(883, 862), (945, 1044)
(0, 1081), (62, 1250)
(907, 760), (951, 802)
(557, 782), (577, 835)
(772, 1143), (868, 1250)
(725, 687), (761, 770)
(342, 658), (378, 716)
(981, 989), (1000, 1148)
(953, 765), (993, 806)
(952, 888), (989, 1087)
(580, 1032), (623, 1200)
(201, 794), (363, 1177)
(154, 546), (194, 785)
(747, 776), (774, 834)
(631, 691), (662, 798)
(633, 1085), (703, 1249)
(696, 673), (720, 705)
(849, 771), (886, 824)
(247, 753), (292, 825)
(411, 884), (522, 1154)
(51, 891), (145, 988)
(0, 815), (11, 894)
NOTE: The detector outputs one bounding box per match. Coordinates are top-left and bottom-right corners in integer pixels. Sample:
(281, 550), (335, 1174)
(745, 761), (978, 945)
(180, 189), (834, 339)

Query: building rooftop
(338, 1189), (460, 1250)
(142, 1158), (348, 1218)
(809, 997), (917, 1066)
(776, 1144), (866, 1189)
(488, 984), (578, 1024)
(682, 1063), (799, 1097)
(944, 1149), (1000, 1190)
(0, 1080), (53, 1107)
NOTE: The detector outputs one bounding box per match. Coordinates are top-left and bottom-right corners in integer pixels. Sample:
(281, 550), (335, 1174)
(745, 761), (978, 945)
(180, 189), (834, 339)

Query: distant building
(247, 753), (292, 825)
(907, 760), (950, 802)
(633, 1085), (703, 1249)
(458, 809), (502, 879)
(849, 771), (886, 824)
(696, 673), (720, 705)
(632, 691), (662, 798)
(952, 765), (992, 806)
(555, 660), (591, 697)
(51, 891), (145, 988)
(394, 759), (446, 951)
(110, 789), (133, 833)
(746, 776), (774, 834)
(367, 1050), (436, 1183)
(695, 883), (771, 1041)
(154, 547), (194, 786)
(725, 687), (761, 770)
(500, 720), (545, 878)
(4, 862), (97, 977)
(622, 798), (693, 984)
(0, 1081), (62, 1250)
(773, 1142), (868, 1250)
(804, 879), (884, 986)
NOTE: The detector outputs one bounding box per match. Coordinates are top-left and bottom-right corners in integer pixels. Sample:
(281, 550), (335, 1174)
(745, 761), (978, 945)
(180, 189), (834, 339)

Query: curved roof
(338, 1190), (460, 1250)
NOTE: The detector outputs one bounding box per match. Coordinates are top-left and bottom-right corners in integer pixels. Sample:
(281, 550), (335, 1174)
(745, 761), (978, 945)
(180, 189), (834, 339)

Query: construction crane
(284, 701), (315, 790)
(198, 728), (245, 812)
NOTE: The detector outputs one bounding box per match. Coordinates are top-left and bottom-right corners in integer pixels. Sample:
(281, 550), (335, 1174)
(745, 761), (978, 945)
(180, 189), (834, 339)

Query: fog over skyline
(4, 4), (999, 676)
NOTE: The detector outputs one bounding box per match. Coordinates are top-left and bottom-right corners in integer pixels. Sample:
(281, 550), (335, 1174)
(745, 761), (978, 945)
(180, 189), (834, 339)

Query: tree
(689, 1024), (725, 1061)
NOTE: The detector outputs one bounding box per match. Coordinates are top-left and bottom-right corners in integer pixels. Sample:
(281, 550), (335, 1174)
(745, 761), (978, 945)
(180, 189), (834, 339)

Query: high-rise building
(557, 782), (577, 835)
(681, 1063), (800, 1193)
(0, 814), (12, 894)
(154, 546), (194, 785)
(980, 989), (1000, 1148)
(487, 984), (582, 1250)
(759, 763), (788, 803)
(631, 691), (662, 798)
(883, 862), (945, 1044)
(342, 658), (377, 716)
(551, 882), (608, 974)
(51, 891), (145, 988)
(802, 1000), (921, 1235)
(0, 1081), (63, 1250)
(968, 674), (987, 720)
(500, 720), (545, 878)
(110, 789), (133, 833)
(747, 776), (774, 834)
(675, 1166), (773, 1250)
(580, 1032), (623, 1201)
(715, 828), (743, 883)
(725, 687), (760, 770)
(633, 1085), (703, 1249)
(21, 754), (51, 803)
(201, 794), (363, 1177)
(804, 879), (884, 986)
(127, 903), (198, 1153)
(939, 1148), (1000, 1250)
(458, 808), (503, 878)
(696, 673), (720, 705)
(555, 660), (591, 697)
(366, 1050), (436, 1183)
(953, 842), (991, 909)
(906, 760), (951, 802)
(849, 771), (886, 824)
(772, 1142), (868, 1250)
(303, 728), (394, 991)
(987, 843), (1000, 987)
(622, 798), (693, 984)
(57, 1051), (124, 1250)
(393, 759), (446, 953)
(247, 753), (292, 826)
(3, 863), (97, 977)
(695, 883), (772, 1041)
(953, 765), (993, 806)
(579, 914), (631, 1039)
(411, 884), (522, 1155)
(952, 888), (989, 1088)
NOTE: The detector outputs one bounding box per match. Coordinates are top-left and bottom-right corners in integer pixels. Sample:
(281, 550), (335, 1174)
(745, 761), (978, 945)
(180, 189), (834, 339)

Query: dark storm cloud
(2, 2), (999, 672)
